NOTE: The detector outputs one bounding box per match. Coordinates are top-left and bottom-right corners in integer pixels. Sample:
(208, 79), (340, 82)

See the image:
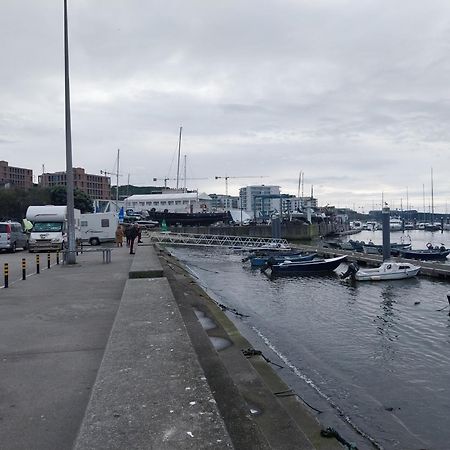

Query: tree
(0, 186), (51, 221)
(50, 186), (94, 213)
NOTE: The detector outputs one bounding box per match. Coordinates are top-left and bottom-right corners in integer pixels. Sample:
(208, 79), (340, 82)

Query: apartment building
(0, 160), (33, 189)
(38, 167), (111, 200)
(239, 185), (281, 216)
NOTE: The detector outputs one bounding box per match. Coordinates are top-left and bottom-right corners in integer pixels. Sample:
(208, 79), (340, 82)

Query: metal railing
(143, 231), (289, 248)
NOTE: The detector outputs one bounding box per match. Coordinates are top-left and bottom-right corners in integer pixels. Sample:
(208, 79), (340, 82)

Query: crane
(215, 175), (267, 196)
(152, 177), (208, 189)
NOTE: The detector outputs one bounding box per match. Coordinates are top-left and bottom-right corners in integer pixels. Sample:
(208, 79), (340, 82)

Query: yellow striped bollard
(36, 254), (40, 274)
(22, 258), (26, 280)
(47, 253), (51, 269)
(3, 263), (8, 288)
(56, 251), (60, 265)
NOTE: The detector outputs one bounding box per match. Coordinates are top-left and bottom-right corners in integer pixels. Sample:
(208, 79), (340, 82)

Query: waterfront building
(239, 185), (281, 217)
(281, 195), (318, 212)
(124, 192), (213, 213)
(38, 167), (111, 200)
(209, 193), (239, 210)
(0, 160), (33, 189)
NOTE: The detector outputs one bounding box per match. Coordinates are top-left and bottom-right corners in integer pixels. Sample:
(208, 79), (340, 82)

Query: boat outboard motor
(260, 256), (277, 273)
(340, 262), (359, 280)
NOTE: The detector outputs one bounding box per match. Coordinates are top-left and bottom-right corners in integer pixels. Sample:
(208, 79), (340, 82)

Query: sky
(1, 0), (450, 212)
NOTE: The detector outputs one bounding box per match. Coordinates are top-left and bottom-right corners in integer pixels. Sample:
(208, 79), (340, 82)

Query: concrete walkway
(0, 246), (132, 450)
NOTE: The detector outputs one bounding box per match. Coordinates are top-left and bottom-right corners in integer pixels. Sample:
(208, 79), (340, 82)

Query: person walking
(115, 224), (124, 247)
(124, 225), (132, 247)
(129, 223), (139, 254)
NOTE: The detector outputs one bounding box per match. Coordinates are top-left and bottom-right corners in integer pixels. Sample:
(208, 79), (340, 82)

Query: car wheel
(90, 237), (100, 246)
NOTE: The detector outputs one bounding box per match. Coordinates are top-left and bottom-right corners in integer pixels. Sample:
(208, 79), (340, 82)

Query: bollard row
(2, 252), (60, 288)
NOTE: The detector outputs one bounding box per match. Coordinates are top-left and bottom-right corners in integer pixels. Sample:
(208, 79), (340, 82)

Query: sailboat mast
(183, 154), (187, 193)
(431, 167), (434, 224)
(176, 126), (182, 190)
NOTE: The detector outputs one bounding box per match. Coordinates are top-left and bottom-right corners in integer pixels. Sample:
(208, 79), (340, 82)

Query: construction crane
(152, 177), (208, 189)
(215, 175), (267, 196)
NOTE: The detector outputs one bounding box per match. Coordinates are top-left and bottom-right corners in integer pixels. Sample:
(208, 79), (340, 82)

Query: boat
(362, 242), (411, 255)
(389, 218), (403, 231)
(250, 252), (317, 268)
(263, 255), (347, 276)
(142, 209), (231, 227)
(341, 261), (420, 281)
(398, 246), (450, 261)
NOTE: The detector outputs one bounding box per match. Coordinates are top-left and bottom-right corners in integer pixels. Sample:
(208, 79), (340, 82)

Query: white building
(239, 185), (281, 217)
(124, 192), (213, 214)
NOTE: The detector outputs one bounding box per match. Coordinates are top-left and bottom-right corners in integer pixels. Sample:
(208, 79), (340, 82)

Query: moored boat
(250, 252), (317, 268)
(362, 242), (411, 255)
(398, 246), (450, 261)
(341, 261), (420, 281)
(263, 255), (347, 276)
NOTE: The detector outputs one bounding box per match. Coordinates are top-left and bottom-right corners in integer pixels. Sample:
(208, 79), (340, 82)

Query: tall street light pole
(64, 0), (76, 264)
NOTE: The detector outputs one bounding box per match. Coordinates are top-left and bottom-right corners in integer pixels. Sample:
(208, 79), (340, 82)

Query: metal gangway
(143, 231), (290, 249)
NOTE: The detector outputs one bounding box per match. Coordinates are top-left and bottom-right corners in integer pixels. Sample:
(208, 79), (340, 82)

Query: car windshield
(33, 222), (63, 232)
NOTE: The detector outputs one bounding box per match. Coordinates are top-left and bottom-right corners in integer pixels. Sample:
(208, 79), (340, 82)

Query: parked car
(0, 221), (29, 252)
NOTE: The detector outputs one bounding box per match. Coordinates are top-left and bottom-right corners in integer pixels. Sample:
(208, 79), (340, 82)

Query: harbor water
(169, 239), (450, 450)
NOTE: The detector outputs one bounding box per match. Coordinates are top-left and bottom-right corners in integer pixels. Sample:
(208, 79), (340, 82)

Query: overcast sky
(1, 0), (450, 211)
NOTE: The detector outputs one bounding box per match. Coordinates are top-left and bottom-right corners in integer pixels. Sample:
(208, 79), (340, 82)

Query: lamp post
(64, 0), (76, 264)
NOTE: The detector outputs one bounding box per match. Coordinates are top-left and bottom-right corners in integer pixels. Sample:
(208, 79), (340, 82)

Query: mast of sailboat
(176, 126), (183, 190)
(422, 184), (425, 222)
(431, 167), (434, 225)
(183, 154), (187, 193)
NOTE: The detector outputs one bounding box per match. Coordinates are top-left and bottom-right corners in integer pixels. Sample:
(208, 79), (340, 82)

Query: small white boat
(341, 261), (420, 281)
(389, 218), (403, 231)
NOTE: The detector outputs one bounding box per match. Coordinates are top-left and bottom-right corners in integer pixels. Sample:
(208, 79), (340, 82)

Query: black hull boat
(143, 210), (231, 227)
(398, 248), (450, 261)
(264, 255), (347, 276)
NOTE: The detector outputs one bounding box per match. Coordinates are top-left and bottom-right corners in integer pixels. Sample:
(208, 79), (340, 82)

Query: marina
(168, 243), (450, 449)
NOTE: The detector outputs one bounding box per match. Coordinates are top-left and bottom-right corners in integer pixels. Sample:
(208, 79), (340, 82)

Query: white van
(0, 222), (28, 252)
(26, 205), (81, 252)
(80, 212), (118, 245)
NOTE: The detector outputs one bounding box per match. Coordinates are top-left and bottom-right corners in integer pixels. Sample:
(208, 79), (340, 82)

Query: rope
(242, 347), (283, 369)
(321, 427), (358, 449)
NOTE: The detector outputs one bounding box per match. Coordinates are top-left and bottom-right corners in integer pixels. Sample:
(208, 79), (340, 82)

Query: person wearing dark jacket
(129, 224), (139, 254)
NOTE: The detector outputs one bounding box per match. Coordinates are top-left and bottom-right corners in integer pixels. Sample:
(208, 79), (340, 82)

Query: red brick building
(38, 167), (111, 200)
(0, 160), (33, 189)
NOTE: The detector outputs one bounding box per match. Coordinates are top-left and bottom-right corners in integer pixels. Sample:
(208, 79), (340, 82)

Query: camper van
(80, 212), (118, 245)
(26, 205), (81, 252)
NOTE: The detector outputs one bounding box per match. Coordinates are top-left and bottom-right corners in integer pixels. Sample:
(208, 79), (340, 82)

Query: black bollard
(3, 263), (8, 288)
(47, 253), (51, 269)
(56, 251), (60, 265)
(448, 292), (450, 316)
(36, 254), (40, 274)
(22, 258), (26, 280)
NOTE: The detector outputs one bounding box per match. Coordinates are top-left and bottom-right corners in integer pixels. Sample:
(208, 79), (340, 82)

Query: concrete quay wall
(169, 222), (336, 241)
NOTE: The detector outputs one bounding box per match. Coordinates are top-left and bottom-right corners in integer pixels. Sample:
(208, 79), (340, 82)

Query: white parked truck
(80, 212), (118, 245)
(26, 205), (81, 252)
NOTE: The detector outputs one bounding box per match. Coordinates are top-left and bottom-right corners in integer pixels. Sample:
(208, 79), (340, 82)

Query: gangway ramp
(144, 231), (290, 249)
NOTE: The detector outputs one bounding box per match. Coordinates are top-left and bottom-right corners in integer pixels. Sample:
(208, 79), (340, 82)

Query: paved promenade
(0, 243), (342, 449)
